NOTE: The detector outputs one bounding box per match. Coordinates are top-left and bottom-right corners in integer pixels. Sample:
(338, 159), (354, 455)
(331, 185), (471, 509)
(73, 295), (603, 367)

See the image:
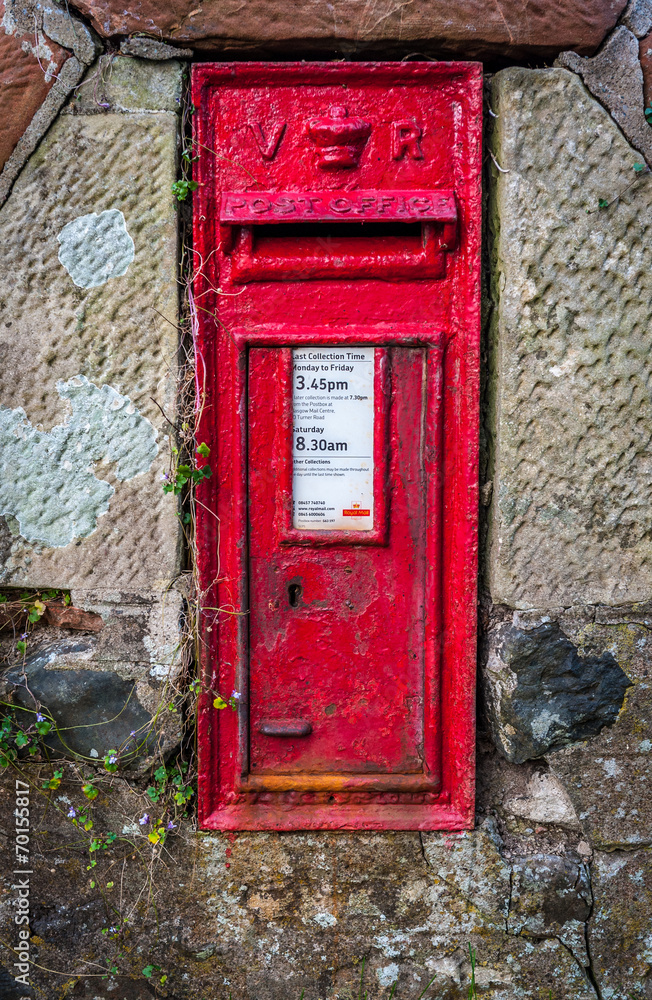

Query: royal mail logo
(343, 508), (370, 517)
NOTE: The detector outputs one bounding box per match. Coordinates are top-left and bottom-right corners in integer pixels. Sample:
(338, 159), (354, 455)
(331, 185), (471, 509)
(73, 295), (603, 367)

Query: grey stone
(0, 83), (182, 591)
(507, 854), (592, 966)
(522, 606), (652, 850)
(4, 0), (101, 65)
(503, 770), (581, 828)
(40, 2), (100, 64)
(120, 36), (193, 60)
(484, 620), (632, 763)
(589, 848), (652, 998)
(487, 68), (652, 607)
(5, 639), (164, 766)
(67, 55), (185, 113)
(557, 26), (652, 164)
(0, 963), (32, 999)
(0, 797), (600, 998)
(619, 0), (652, 35)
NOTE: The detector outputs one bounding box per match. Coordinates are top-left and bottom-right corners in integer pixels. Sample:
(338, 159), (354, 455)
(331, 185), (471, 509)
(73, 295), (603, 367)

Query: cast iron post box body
(192, 62), (482, 830)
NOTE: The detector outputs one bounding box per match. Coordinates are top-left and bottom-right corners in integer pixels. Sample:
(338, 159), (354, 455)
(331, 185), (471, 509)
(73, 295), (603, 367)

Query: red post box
(192, 62), (482, 830)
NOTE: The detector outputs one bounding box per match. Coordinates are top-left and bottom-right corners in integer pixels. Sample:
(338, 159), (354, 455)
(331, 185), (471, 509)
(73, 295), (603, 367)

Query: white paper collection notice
(292, 347), (375, 531)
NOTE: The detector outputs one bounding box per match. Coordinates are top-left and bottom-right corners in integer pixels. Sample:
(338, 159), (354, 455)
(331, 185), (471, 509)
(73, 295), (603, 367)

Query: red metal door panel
(192, 62), (482, 830)
(248, 346), (428, 776)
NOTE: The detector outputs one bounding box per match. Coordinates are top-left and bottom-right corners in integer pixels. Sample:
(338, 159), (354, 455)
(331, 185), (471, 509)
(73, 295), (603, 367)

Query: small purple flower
(107, 755), (117, 765)
(130, 730), (136, 737)
(167, 821), (176, 830)
(36, 713), (45, 722)
(20, 632), (28, 640)
(139, 813), (150, 826)
(67, 806), (76, 818)
(109, 926), (117, 934)
(231, 690), (241, 701)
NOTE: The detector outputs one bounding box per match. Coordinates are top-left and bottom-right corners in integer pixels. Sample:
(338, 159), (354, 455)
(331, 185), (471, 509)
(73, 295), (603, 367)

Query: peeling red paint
(193, 62), (482, 830)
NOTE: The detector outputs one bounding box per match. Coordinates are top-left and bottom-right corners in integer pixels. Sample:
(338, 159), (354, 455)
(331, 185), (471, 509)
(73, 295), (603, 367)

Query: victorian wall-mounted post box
(192, 62), (482, 830)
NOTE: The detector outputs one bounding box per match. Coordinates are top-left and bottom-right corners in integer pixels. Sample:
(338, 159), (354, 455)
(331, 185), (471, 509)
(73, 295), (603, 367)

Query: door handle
(258, 719), (313, 737)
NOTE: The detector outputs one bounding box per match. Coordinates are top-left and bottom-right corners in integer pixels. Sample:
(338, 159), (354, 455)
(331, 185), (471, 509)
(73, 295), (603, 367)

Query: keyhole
(288, 582), (303, 608)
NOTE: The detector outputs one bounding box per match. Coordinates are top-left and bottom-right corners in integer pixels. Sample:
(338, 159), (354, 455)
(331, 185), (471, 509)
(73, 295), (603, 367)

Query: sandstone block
(66, 0), (625, 60)
(488, 68), (652, 608)
(0, 68), (182, 591)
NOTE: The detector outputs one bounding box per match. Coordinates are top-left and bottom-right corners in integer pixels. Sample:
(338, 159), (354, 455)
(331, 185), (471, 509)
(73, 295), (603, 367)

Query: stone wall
(1, 6), (652, 1000)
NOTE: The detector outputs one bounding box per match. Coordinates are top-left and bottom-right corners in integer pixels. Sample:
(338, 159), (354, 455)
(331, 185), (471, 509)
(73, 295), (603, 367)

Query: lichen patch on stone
(57, 209), (135, 288)
(0, 375), (157, 547)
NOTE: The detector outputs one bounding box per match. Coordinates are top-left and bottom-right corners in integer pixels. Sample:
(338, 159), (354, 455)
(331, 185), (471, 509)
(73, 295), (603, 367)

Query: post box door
(192, 62), (482, 831)
(248, 346), (430, 777)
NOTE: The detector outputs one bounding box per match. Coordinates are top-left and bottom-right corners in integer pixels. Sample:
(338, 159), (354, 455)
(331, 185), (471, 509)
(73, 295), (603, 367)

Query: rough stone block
(557, 26), (652, 164)
(620, 0), (652, 36)
(0, 73), (182, 591)
(67, 54), (185, 114)
(120, 37), (193, 60)
(484, 619), (631, 762)
(0, 23), (72, 172)
(500, 605), (652, 850)
(639, 28), (652, 105)
(502, 770), (581, 828)
(0, 0), (100, 206)
(65, 0), (626, 60)
(0, 803), (601, 998)
(507, 854), (592, 964)
(488, 68), (652, 608)
(0, 590), (183, 766)
(589, 848), (652, 999)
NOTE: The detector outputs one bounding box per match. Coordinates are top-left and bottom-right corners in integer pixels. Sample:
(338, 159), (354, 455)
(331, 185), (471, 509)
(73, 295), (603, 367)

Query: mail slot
(192, 62), (482, 830)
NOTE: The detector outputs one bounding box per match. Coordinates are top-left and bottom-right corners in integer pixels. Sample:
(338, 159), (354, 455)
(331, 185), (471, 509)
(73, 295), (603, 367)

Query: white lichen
(0, 376), (158, 546)
(57, 210), (135, 288)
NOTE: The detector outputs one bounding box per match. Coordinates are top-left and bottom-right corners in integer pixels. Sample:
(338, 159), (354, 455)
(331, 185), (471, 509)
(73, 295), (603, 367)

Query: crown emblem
(307, 106), (371, 170)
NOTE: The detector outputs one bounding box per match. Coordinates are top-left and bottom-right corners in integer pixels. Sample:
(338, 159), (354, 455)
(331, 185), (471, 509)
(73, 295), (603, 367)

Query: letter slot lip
(219, 189), (458, 283)
(258, 719), (313, 737)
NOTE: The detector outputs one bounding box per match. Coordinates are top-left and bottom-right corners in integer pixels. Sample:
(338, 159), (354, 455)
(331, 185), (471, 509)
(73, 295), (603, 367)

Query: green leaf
(633, 162), (646, 172)
(598, 198), (609, 209)
(16, 640), (26, 655)
(15, 732), (29, 748)
(154, 765), (167, 784)
(82, 783), (98, 800)
(146, 785), (161, 803)
(196, 442), (210, 458)
(35, 719), (52, 735)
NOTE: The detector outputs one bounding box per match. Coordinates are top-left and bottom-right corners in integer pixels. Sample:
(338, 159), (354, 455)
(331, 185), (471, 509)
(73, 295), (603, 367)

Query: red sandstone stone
(67, 0), (626, 59)
(640, 29), (652, 106)
(0, 22), (72, 171)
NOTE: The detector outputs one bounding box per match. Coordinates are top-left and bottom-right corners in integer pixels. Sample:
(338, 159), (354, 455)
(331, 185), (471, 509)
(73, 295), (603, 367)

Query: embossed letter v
(248, 121), (287, 160)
